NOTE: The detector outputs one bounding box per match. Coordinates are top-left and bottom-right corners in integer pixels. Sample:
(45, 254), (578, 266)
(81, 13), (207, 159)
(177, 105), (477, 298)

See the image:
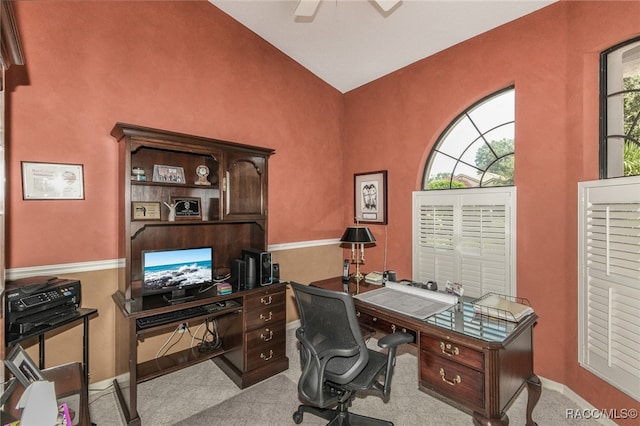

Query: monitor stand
(163, 288), (194, 305)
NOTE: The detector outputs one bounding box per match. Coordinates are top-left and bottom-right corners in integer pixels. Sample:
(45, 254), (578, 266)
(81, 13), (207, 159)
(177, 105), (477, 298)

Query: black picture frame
(171, 197), (202, 220)
(354, 170), (388, 224)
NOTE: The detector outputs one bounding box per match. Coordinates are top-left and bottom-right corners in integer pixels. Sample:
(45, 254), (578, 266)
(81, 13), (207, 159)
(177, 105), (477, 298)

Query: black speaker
(231, 258), (246, 292)
(272, 263), (280, 283)
(245, 255), (257, 289)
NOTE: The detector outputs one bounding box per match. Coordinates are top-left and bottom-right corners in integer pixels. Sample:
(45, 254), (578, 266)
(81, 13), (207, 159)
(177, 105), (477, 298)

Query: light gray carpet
(89, 326), (608, 425)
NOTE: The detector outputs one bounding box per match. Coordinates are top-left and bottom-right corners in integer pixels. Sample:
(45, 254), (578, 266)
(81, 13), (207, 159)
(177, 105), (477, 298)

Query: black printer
(4, 276), (81, 335)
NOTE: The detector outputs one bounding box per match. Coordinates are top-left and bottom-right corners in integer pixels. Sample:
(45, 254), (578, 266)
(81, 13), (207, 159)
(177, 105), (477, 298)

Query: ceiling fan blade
(375, 0), (401, 12)
(295, 0), (321, 17)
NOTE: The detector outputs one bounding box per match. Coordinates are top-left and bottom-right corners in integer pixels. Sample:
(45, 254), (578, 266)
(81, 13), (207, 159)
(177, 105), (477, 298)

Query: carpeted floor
(89, 325), (611, 425)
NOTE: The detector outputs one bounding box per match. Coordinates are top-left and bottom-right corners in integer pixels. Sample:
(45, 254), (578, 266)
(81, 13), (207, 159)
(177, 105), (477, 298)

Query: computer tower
(242, 248), (273, 286)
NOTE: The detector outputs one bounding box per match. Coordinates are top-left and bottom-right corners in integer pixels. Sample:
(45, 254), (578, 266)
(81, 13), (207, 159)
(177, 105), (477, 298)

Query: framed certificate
(21, 161), (84, 200)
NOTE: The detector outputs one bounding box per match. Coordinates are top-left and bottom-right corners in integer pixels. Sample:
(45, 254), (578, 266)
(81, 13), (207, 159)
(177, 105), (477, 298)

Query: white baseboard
(538, 376), (617, 425)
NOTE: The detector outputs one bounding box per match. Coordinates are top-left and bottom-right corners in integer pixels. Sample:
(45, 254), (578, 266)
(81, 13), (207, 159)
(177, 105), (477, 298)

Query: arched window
(600, 37), (640, 178)
(422, 87), (515, 190)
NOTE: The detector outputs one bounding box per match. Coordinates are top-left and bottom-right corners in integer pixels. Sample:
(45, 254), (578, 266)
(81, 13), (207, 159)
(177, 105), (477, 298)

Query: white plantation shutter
(412, 188), (516, 298)
(578, 177), (640, 401)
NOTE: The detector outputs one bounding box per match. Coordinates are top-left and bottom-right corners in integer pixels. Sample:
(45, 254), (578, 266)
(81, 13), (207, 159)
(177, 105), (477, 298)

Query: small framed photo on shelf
(171, 197), (202, 220)
(354, 170), (388, 225)
(4, 344), (45, 387)
(132, 201), (161, 220)
(152, 164), (185, 184)
(21, 161), (85, 200)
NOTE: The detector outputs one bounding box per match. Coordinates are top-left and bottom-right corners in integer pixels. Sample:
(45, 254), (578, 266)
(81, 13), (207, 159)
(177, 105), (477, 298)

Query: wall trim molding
(6, 239), (340, 280)
(6, 258), (125, 280)
(268, 238), (340, 251)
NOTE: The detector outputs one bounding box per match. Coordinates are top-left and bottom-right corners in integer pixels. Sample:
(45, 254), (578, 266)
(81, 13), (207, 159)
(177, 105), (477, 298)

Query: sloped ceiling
(210, 0), (556, 93)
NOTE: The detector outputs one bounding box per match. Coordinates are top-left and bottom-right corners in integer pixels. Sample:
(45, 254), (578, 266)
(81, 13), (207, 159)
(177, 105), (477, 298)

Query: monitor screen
(141, 247), (213, 297)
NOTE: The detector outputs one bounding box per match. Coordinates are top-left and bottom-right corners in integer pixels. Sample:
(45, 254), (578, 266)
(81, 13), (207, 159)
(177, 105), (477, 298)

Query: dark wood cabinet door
(225, 152), (267, 219)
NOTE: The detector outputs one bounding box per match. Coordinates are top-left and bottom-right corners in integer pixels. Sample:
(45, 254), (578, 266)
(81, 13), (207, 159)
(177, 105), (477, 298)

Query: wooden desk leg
(526, 373), (541, 426)
(472, 411), (508, 425)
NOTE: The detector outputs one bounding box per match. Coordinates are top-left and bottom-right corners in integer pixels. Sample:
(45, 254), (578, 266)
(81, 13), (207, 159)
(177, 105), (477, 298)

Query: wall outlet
(178, 323), (188, 333)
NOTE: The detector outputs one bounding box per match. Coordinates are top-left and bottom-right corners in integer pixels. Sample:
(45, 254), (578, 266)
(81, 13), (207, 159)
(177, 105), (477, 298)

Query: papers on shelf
(472, 293), (534, 322)
(354, 281), (458, 320)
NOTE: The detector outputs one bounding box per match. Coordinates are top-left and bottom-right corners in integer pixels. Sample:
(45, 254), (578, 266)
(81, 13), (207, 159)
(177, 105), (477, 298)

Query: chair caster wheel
(293, 411), (303, 424)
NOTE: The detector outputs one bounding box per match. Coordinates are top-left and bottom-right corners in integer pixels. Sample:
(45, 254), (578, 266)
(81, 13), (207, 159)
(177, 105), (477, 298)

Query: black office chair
(290, 282), (413, 426)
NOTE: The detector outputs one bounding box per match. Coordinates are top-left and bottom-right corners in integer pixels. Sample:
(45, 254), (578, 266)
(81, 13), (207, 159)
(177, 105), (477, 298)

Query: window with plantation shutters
(578, 176), (640, 401)
(412, 187), (516, 299)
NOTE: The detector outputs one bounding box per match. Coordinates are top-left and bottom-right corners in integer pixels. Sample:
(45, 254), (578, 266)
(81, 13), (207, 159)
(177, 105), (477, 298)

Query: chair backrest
(291, 282), (369, 387)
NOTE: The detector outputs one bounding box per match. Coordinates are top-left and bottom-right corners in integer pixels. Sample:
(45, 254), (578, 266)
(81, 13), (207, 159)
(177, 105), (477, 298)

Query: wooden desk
(1, 362), (90, 425)
(311, 277), (541, 426)
(112, 283), (289, 426)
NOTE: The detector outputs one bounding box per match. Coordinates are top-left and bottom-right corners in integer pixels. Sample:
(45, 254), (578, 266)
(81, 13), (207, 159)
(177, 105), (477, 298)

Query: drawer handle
(356, 311), (361, 317)
(260, 311), (273, 322)
(260, 350), (274, 361)
(439, 342), (460, 357)
(260, 296), (273, 305)
(439, 368), (461, 386)
(391, 324), (396, 332)
(261, 329), (273, 341)
(372, 317), (378, 322)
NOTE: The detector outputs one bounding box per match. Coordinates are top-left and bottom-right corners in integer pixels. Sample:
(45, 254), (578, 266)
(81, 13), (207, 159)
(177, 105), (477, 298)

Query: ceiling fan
(294, 0), (402, 17)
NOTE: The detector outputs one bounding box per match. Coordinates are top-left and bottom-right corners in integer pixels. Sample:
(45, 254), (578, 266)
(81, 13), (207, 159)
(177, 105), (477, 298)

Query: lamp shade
(340, 226), (376, 243)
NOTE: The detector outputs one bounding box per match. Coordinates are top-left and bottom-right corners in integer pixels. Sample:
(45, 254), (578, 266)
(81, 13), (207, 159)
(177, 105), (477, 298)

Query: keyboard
(136, 300), (241, 329)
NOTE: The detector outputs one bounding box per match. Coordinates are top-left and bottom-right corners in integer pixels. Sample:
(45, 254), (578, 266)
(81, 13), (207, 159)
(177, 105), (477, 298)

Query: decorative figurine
(163, 202), (176, 222)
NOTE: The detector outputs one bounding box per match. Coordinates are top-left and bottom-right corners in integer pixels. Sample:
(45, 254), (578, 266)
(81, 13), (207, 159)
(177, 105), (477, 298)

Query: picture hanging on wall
(21, 161), (84, 200)
(354, 170), (387, 224)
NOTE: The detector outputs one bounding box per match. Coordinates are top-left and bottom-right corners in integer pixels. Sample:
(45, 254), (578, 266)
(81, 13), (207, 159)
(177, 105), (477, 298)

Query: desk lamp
(340, 225), (376, 294)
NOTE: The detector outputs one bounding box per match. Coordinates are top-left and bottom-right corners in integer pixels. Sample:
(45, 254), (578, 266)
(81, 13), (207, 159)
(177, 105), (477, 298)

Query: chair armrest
(377, 331), (413, 349)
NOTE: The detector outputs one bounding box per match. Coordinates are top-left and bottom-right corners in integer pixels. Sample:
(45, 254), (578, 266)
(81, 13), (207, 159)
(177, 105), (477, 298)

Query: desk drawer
(245, 304), (286, 330)
(244, 290), (286, 311)
(356, 310), (417, 342)
(246, 338), (287, 371)
(420, 334), (484, 370)
(420, 350), (484, 409)
(245, 324), (286, 348)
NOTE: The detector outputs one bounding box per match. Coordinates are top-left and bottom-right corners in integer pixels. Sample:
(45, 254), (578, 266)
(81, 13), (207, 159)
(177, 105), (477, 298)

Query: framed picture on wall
(21, 161), (84, 200)
(354, 170), (387, 225)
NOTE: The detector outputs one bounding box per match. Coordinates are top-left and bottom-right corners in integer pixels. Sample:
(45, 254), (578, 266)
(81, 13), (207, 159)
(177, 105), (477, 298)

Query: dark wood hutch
(110, 123), (288, 425)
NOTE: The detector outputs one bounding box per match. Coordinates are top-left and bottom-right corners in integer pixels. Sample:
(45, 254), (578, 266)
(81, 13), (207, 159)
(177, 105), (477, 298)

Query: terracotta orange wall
(6, 0), (345, 269)
(343, 0), (639, 420)
(6, 0), (640, 420)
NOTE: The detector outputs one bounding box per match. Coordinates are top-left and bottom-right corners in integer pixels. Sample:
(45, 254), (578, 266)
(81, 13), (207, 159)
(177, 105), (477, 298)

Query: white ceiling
(209, 0), (556, 93)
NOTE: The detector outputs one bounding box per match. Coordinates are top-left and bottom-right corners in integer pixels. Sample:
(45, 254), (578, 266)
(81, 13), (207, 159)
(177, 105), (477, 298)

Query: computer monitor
(141, 246), (213, 303)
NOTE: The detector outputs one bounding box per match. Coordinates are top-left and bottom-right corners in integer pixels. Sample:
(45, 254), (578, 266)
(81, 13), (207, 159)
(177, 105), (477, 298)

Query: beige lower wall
(8, 244), (342, 384)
